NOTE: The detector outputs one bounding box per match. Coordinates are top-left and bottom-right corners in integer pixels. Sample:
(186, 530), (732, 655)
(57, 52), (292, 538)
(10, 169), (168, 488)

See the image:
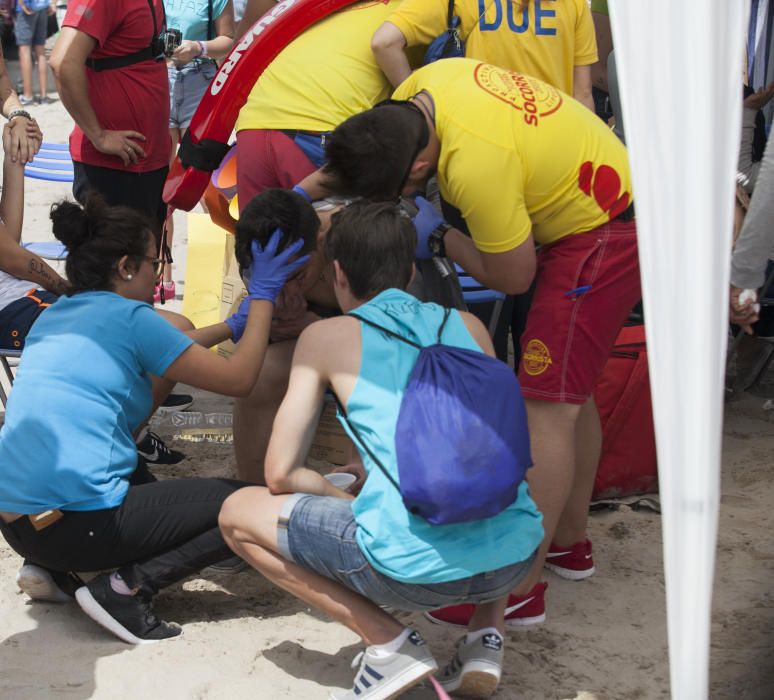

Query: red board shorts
(518, 219), (641, 404)
(235, 129), (317, 214)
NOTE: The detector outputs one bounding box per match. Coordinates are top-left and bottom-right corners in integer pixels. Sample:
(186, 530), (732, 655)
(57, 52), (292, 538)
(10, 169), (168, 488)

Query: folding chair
(454, 264), (506, 338)
(22, 242), (68, 260)
(0, 348), (20, 410)
(24, 142), (74, 183)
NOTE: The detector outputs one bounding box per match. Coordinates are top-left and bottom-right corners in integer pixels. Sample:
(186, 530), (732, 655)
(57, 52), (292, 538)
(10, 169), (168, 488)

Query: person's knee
(218, 486), (268, 542)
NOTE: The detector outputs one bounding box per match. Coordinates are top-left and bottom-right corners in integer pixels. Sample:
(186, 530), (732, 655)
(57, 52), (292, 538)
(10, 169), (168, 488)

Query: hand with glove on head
(226, 229), (310, 342)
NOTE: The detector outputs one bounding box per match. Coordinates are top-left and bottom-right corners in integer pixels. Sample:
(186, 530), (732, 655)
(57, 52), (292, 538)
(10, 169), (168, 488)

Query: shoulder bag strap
(85, 0), (162, 72)
(447, 0), (456, 29)
(330, 392), (402, 495)
(436, 307), (452, 343)
(348, 312), (422, 349)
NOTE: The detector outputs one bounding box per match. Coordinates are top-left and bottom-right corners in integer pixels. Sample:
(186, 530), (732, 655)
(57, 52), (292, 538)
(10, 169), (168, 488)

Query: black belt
(87, 47), (163, 72)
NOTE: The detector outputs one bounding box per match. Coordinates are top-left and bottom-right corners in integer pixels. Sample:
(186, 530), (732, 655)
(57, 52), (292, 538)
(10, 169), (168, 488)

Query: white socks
(369, 627), (412, 658)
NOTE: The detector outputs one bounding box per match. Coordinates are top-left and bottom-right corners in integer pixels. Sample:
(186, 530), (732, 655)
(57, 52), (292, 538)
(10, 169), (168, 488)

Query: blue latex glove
(411, 195), (445, 260)
(224, 298), (250, 343)
(245, 229), (311, 303)
(291, 184), (312, 202)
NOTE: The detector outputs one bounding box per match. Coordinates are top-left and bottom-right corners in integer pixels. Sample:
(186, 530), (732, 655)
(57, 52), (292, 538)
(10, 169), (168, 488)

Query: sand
(1, 58), (773, 700)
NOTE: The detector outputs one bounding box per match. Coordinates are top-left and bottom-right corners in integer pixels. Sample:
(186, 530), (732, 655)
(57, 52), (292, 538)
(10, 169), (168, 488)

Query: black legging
(0, 478), (246, 595)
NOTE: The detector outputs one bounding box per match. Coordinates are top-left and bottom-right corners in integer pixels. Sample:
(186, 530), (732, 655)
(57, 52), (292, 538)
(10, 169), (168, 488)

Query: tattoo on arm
(27, 257), (67, 295)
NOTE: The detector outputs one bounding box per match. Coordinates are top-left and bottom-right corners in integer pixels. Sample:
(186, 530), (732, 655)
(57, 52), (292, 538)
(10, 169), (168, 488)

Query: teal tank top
(343, 289), (544, 584)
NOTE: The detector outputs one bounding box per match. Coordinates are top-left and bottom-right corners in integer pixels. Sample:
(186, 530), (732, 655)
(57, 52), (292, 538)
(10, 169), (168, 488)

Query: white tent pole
(607, 1), (749, 698)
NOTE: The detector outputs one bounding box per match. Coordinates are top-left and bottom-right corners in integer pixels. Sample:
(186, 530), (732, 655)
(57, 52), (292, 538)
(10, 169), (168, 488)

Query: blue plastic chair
(22, 242), (68, 260)
(0, 348), (20, 410)
(24, 142), (74, 183)
(454, 264), (506, 338)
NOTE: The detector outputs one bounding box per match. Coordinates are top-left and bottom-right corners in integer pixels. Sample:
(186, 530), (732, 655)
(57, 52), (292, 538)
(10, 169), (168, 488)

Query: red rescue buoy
(164, 0), (359, 211)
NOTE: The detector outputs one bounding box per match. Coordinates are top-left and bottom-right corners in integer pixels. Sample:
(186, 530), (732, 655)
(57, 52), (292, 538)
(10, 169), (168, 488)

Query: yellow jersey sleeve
(440, 136), (532, 254)
(574, 0), (598, 66)
(387, 0), (448, 47)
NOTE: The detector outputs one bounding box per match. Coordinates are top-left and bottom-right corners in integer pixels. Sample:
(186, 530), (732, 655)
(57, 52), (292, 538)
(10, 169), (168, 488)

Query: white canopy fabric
(608, 1), (749, 697)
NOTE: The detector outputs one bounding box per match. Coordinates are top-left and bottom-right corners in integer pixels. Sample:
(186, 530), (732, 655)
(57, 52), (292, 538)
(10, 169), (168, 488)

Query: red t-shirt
(64, 0), (170, 172)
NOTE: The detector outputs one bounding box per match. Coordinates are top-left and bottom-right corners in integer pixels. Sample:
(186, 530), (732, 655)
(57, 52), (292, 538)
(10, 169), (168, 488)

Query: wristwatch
(7, 109), (33, 122)
(428, 222), (452, 258)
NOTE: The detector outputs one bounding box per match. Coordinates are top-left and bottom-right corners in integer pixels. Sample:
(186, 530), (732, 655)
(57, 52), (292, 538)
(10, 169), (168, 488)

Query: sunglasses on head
(373, 99), (430, 198)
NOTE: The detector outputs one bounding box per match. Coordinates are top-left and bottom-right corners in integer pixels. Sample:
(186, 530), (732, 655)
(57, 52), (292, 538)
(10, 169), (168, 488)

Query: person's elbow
(49, 52), (76, 82)
(498, 277), (534, 295)
(48, 48), (67, 77)
(479, 257), (536, 295)
(229, 376), (256, 398)
(265, 470), (292, 495)
(371, 22), (405, 57)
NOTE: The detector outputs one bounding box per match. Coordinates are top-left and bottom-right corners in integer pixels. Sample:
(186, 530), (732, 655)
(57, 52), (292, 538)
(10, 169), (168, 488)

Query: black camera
(157, 28), (182, 58)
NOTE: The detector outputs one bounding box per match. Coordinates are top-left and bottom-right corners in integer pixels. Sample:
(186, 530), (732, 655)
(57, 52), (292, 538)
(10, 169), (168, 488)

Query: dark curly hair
(234, 188), (319, 272)
(50, 195), (154, 294)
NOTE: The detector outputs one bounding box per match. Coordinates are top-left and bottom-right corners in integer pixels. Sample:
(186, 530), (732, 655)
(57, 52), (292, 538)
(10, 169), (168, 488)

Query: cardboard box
(217, 235), (247, 358)
(308, 397), (358, 466)
(182, 214), (231, 330)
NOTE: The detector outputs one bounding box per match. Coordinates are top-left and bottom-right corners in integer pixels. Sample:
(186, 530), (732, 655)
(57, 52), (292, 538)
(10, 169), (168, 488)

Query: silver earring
(127, 274), (133, 280)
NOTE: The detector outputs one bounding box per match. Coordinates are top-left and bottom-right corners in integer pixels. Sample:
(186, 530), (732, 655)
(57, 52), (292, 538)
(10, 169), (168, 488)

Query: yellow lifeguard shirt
(388, 0), (597, 94)
(237, 0), (403, 133)
(393, 59), (632, 252)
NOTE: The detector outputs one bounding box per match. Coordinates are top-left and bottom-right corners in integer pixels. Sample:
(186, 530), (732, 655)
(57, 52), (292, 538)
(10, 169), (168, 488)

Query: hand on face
(245, 229), (311, 303)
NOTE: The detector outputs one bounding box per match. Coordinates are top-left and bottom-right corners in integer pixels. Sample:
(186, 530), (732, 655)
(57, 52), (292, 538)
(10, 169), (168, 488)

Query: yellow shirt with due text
(387, 0), (597, 94)
(393, 59), (632, 252)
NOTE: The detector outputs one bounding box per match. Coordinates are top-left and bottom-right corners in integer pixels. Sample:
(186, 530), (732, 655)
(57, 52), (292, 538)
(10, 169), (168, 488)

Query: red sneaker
(504, 581), (547, 628)
(423, 582), (547, 629)
(544, 538), (595, 580)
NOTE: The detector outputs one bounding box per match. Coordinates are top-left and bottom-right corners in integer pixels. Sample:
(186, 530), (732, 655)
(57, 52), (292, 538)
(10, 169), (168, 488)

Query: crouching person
(219, 201), (544, 699)
(0, 197), (309, 644)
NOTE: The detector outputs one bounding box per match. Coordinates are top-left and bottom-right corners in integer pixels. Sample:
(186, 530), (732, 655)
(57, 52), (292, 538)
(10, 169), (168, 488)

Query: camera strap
(86, 0), (166, 72)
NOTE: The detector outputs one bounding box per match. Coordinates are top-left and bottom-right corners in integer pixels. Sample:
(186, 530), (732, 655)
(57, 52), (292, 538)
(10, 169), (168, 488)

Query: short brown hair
(324, 201), (416, 300)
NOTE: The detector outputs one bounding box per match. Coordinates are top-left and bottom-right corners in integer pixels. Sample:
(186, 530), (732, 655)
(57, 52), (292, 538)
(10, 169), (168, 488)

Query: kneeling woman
(0, 196), (307, 644)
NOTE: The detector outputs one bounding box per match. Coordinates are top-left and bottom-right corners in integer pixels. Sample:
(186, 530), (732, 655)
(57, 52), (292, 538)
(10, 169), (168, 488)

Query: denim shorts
(168, 61), (218, 129)
(14, 9), (47, 46)
(277, 494), (536, 612)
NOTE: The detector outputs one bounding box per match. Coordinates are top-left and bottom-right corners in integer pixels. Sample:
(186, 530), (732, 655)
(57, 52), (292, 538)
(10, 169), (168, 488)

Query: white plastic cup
(324, 472), (357, 489)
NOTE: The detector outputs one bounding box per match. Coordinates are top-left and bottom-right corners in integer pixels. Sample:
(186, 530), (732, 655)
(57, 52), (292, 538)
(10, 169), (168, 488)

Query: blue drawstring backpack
(335, 309), (531, 525)
(424, 0), (465, 65)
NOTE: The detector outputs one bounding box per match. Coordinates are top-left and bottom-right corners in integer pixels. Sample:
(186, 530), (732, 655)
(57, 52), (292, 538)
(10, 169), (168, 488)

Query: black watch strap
(428, 222), (452, 258)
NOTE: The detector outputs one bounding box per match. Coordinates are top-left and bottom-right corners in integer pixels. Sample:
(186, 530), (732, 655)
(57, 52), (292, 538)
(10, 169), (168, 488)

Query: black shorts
(72, 162), (169, 241)
(0, 290), (58, 350)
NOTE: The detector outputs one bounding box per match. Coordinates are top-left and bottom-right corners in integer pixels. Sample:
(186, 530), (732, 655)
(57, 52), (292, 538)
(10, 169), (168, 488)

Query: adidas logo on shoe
(408, 630), (427, 646)
(482, 633), (503, 651)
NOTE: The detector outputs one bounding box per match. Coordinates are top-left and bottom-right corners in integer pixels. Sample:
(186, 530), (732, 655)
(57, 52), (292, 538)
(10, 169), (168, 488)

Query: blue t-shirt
(0, 292), (193, 513)
(344, 289), (544, 584)
(165, 0), (229, 41)
(17, 1), (49, 12)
